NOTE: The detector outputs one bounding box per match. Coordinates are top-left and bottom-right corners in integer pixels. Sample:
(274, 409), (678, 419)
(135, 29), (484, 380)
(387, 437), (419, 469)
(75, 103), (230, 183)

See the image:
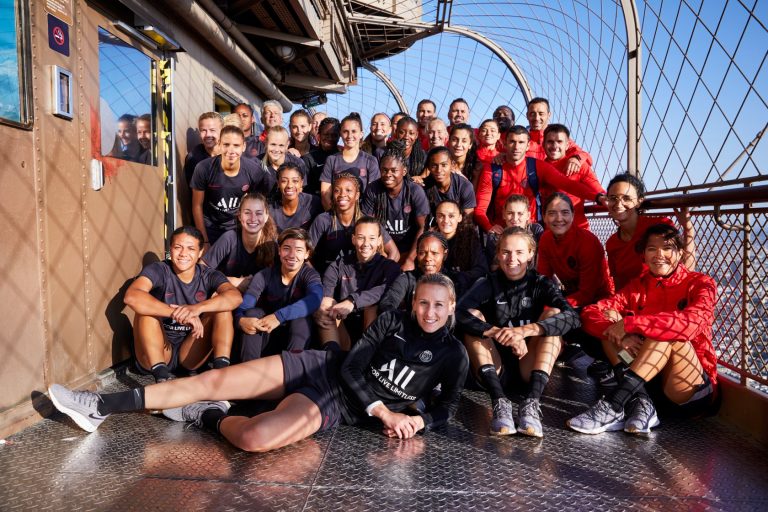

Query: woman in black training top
(457, 227), (580, 438)
(49, 273), (469, 453)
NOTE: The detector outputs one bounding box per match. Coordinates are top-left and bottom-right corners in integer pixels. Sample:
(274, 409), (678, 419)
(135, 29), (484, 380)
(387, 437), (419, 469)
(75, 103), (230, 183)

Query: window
(213, 84), (240, 114)
(98, 27), (154, 164)
(0, 0), (31, 127)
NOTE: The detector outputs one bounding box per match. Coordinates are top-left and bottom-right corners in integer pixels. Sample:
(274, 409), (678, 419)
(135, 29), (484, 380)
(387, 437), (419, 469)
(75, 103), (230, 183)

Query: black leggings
(240, 307), (313, 362)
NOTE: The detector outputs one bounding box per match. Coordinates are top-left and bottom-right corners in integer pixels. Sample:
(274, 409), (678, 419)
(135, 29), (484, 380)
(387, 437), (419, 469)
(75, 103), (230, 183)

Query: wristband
(366, 400), (384, 416)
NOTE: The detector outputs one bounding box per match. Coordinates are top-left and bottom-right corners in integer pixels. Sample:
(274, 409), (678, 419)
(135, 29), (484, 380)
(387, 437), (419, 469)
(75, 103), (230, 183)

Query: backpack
(488, 157), (541, 223)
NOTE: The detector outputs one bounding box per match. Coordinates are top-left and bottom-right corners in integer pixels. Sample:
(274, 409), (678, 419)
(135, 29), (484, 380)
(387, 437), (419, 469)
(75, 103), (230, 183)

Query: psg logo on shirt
(360, 168), (367, 177)
(404, 204), (412, 214)
(567, 256), (577, 269)
(242, 184), (250, 192)
(419, 350), (433, 363)
(521, 297), (532, 308)
(195, 291), (207, 302)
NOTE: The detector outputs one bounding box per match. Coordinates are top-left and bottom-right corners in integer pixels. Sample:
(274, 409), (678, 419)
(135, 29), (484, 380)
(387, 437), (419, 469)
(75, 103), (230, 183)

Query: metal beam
(282, 74), (347, 93)
(361, 25), (442, 60)
(347, 14), (533, 103)
(361, 62), (409, 114)
(236, 24), (322, 47)
(620, 0), (642, 176)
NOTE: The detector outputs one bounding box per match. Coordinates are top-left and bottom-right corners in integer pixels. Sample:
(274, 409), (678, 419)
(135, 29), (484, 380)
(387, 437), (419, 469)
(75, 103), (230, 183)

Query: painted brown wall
(0, 0), (273, 436)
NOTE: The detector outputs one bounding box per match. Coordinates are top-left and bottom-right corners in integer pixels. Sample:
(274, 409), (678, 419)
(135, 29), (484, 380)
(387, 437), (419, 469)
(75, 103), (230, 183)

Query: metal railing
(588, 179), (768, 392)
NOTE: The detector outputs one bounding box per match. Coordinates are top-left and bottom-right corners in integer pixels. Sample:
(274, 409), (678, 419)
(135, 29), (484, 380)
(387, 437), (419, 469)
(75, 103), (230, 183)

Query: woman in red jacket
(605, 172), (695, 291)
(537, 192), (613, 309)
(569, 223), (718, 435)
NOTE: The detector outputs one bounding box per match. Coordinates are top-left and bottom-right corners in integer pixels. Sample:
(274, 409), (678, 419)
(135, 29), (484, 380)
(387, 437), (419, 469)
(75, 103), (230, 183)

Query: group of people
(49, 96), (719, 453)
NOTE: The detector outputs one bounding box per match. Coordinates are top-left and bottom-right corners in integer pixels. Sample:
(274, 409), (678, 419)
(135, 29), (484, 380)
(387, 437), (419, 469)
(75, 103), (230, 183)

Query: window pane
(0, 0), (22, 124)
(98, 27), (154, 164)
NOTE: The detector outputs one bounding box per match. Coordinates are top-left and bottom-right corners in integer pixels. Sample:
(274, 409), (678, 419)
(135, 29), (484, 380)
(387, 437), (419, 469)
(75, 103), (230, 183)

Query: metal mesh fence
(590, 208), (768, 391)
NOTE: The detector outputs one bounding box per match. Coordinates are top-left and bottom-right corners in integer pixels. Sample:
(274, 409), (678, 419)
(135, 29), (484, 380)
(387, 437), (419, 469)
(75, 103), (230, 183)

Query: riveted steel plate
(1, 367), (766, 511)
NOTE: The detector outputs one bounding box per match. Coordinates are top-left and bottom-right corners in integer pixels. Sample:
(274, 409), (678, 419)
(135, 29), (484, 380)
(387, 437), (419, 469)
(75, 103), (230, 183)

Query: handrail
(585, 184), (768, 213)
(644, 175), (768, 196)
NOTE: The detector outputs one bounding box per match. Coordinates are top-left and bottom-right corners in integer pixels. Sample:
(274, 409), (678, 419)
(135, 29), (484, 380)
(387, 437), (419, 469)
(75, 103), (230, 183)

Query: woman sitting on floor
(457, 227), (580, 438)
(568, 223), (718, 435)
(49, 274), (469, 452)
(236, 228), (322, 362)
(315, 216), (402, 351)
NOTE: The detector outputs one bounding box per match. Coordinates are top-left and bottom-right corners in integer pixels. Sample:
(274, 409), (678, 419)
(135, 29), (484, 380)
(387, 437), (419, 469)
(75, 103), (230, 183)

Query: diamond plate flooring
(1, 365), (766, 511)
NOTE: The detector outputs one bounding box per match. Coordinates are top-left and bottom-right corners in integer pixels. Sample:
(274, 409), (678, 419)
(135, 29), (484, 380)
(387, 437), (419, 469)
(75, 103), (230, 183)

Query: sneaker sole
(624, 414), (660, 434)
(48, 386), (100, 433)
(517, 426), (544, 438)
(567, 419), (625, 434)
(490, 426), (516, 436)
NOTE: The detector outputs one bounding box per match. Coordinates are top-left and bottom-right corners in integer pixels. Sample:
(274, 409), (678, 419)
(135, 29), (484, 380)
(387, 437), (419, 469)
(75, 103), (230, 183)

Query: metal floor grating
(1, 365), (766, 511)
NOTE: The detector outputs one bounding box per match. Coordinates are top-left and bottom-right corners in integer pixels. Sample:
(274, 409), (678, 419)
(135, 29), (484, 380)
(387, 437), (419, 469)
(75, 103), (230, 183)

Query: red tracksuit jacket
(581, 265), (718, 384)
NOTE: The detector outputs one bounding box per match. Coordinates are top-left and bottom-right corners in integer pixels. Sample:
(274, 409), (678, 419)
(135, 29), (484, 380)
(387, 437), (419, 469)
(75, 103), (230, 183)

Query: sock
(97, 387), (145, 415)
(478, 364), (505, 401)
(201, 408), (227, 433)
(150, 363), (172, 382)
(607, 369), (646, 412)
(526, 370), (550, 400)
(212, 356), (231, 369)
(324, 341), (342, 352)
(613, 362), (628, 384)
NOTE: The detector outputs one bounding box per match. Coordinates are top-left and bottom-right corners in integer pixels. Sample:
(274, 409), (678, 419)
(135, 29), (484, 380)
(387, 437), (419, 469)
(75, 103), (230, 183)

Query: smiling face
(644, 234), (682, 277)
(448, 128), (472, 159)
(279, 238), (309, 273)
(278, 168), (303, 202)
(544, 196), (574, 238)
(332, 176), (360, 213)
(136, 119), (151, 150)
(448, 101), (469, 126)
(606, 181), (642, 225)
(199, 118), (221, 151)
(219, 132), (245, 170)
(503, 200), (530, 228)
(370, 114), (391, 143)
(266, 130), (289, 164)
(412, 283), (455, 333)
(497, 233), (534, 281)
(478, 121), (500, 147)
(239, 197), (268, 236)
(380, 155), (406, 191)
(526, 101), (551, 131)
(352, 222), (382, 262)
(396, 120), (419, 151)
(170, 233), (202, 274)
(117, 120), (135, 147)
(544, 130), (569, 161)
(340, 119), (362, 149)
(417, 102), (436, 129)
(435, 202), (462, 239)
(427, 119), (449, 148)
(290, 115), (311, 144)
(417, 237), (446, 274)
(262, 105), (283, 129)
